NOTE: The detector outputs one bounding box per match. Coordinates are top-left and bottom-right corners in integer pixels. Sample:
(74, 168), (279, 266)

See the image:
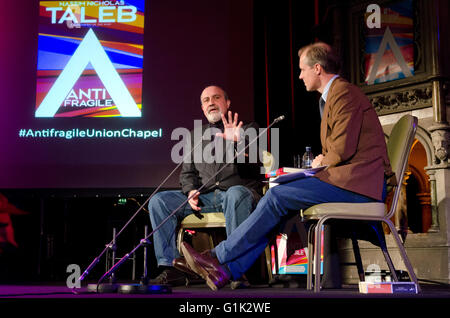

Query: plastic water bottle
(301, 146), (314, 169)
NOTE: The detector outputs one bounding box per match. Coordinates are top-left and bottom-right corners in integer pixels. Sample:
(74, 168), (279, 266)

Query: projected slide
(0, 0), (254, 190)
(36, 0), (144, 117)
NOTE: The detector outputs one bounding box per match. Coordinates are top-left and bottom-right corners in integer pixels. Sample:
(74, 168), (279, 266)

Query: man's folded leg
(180, 177), (378, 290)
(180, 180), (310, 290)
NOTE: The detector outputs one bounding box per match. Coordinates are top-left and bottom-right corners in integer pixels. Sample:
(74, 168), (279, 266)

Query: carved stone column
(429, 81), (450, 167)
(429, 123), (450, 166)
(426, 79), (450, 244)
(425, 169), (440, 233)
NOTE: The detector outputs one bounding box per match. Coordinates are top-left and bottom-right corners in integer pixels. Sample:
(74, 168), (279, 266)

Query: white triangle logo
(366, 26), (413, 85)
(36, 28), (141, 117)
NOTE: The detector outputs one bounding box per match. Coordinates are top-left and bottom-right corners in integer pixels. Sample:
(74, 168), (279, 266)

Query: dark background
(0, 0), (328, 283)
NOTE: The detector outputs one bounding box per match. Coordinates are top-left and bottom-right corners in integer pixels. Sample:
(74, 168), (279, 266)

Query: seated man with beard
(148, 85), (263, 287)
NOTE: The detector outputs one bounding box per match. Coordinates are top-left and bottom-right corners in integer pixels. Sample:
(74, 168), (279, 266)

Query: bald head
(200, 86), (229, 103)
(200, 85), (231, 123)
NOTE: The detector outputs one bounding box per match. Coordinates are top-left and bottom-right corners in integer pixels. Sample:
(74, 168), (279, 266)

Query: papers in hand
(269, 166), (327, 185)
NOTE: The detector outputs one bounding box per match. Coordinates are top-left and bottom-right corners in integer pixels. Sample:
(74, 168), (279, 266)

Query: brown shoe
(180, 242), (231, 291)
(172, 257), (202, 279)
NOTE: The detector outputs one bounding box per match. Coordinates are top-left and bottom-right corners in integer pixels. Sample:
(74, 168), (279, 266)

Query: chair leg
(369, 222), (398, 282)
(306, 223), (316, 290)
(314, 219), (325, 292)
(264, 246), (273, 283)
(177, 227), (184, 256)
(207, 234), (215, 250)
(383, 219), (421, 292)
(350, 235), (365, 282)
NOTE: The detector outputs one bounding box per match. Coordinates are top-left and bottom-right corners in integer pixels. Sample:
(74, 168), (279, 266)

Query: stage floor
(0, 283), (450, 318)
(0, 282), (449, 298)
(1, 280), (449, 315)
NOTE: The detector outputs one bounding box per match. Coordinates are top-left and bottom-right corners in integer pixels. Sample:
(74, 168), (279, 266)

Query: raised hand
(215, 111), (243, 142)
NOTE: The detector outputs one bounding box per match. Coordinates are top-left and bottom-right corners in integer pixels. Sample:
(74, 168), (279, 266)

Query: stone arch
(406, 139), (432, 233)
(414, 125), (434, 167)
(387, 123), (435, 235)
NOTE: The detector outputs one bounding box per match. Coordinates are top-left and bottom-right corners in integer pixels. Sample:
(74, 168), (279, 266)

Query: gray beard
(205, 111), (222, 123)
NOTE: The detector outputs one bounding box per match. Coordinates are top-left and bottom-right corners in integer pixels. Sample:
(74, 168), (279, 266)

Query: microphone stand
(95, 115), (285, 291)
(79, 134), (206, 292)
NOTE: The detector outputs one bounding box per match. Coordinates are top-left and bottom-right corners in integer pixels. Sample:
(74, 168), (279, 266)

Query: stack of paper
(358, 281), (418, 294)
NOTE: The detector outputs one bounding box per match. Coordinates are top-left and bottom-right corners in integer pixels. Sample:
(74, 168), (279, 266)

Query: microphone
(77, 131), (206, 284)
(273, 115), (285, 123)
(96, 115), (286, 285)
